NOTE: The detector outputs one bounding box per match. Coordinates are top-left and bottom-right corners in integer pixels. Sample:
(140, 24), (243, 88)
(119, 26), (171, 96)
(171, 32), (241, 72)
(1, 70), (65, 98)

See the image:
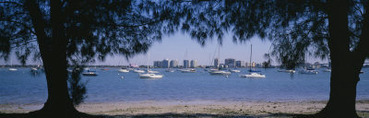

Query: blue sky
(1, 32), (327, 66)
(95, 32), (326, 66)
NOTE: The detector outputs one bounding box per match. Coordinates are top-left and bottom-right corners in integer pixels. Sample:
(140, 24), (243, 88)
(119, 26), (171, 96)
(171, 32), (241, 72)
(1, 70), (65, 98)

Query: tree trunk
(317, 0), (360, 117)
(317, 64), (360, 117)
(30, 48), (79, 118)
(26, 0), (79, 117)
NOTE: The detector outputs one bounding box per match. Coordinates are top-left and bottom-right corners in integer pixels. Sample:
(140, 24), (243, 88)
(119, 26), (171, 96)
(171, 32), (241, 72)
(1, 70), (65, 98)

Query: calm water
(1, 68), (369, 104)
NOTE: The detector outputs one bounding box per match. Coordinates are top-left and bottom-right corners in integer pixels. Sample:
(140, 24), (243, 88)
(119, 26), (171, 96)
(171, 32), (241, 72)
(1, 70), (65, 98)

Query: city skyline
(96, 32), (328, 66)
(0, 32), (328, 66)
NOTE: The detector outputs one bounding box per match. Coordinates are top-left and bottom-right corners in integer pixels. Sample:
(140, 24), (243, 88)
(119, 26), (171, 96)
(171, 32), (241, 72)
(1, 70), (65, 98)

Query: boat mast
(249, 44), (252, 71)
(147, 53), (150, 71)
(217, 44), (220, 70)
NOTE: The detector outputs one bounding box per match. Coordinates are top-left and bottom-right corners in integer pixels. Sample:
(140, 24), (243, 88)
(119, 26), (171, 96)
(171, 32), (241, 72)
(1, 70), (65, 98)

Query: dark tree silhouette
(68, 65), (87, 106)
(2, 0), (369, 117)
(152, 0), (367, 117)
(0, 0), (170, 117)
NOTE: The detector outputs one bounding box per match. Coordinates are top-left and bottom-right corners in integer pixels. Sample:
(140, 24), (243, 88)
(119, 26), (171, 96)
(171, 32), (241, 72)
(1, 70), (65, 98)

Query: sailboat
(240, 44), (266, 78)
(8, 59), (17, 71)
(247, 44), (260, 72)
(139, 53), (163, 79)
(180, 49), (196, 73)
(208, 45), (231, 75)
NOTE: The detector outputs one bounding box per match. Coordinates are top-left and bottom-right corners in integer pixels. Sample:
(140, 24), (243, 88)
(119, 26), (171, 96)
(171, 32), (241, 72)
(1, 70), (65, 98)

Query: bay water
(1, 68), (369, 104)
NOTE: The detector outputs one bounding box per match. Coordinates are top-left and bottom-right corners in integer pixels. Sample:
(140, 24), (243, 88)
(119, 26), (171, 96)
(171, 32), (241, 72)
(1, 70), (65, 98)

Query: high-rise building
(170, 60), (178, 68)
(214, 58), (219, 68)
(190, 60), (197, 68)
(153, 61), (162, 68)
(183, 60), (190, 68)
(225, 58), (236, 68)
(162, 59), (170, 68)
(236, 60), (245, 68)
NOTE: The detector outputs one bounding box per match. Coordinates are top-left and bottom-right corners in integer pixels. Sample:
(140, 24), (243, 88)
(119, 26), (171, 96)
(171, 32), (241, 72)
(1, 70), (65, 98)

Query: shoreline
(2, 100), (369, 117)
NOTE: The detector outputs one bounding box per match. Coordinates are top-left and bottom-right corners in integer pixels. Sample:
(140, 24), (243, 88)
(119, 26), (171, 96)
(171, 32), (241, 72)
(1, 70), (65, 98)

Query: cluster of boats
(119, 67), (266, 79)
(5, 65), (266, 79)
(118, 68), (163, 79)
(117, 67), (266, 79)
(277, 68), (365, 74)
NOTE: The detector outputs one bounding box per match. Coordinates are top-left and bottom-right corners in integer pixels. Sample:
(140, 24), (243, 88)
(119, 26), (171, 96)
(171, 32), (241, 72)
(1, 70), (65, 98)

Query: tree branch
(0, 1), (23, 7)
(10, 39), (37, 48)
(0, 19), (36, 35)
(111, 18), (164, 28)
(353, 6), (369, 69)
(25, 0), (50, 43)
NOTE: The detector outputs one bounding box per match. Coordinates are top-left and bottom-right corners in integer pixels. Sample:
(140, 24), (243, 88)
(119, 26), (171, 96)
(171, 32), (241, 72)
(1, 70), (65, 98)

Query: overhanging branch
(0, 19), (36, 35)
(0, 1), (23, 7)
(352, 6), (369, 68)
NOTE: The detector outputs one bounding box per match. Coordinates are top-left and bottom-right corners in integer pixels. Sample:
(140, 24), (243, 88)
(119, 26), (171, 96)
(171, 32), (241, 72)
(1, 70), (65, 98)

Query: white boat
(118, 68), (129, 73)
(245, 44), (265, 75)
(139, 73), (163, 79)
(82, 71), (98, 76)
(8, 68), (17, 71)
(133, 69), (145, 73)
(181, 69), (196, 73)
(209, 70), (231, 75)
(277, 69), (296, 73)
(229, 69), (241, 73)
(299, 68), (318, 74)
(139, 53), (163, 79)
(240, 72), (266, 78)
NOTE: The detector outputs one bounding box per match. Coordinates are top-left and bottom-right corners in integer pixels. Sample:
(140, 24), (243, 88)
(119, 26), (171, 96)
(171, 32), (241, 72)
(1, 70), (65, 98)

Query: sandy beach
(1, 100), (369, 117)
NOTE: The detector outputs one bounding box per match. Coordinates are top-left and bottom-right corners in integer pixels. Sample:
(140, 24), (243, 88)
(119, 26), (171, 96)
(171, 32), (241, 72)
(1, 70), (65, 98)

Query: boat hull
(118, 69), (129, 73)
(139, 74), (163, 79)
(240, 73), (266, 78)
(82, 72), (98, 76)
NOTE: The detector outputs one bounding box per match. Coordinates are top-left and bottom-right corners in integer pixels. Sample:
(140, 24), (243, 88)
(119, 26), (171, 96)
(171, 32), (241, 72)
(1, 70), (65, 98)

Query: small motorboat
(139, 73), (163, 79)
(229, 69), (241, 73)
(118, 68), (129, 73)
(180, 69), (196, 73)
(209, 70), (231, 75)
(133, 69), (145, 73)
(82, 71), (98, 76)
(8, 68), (17, 71)
(240, 72), (266, 78)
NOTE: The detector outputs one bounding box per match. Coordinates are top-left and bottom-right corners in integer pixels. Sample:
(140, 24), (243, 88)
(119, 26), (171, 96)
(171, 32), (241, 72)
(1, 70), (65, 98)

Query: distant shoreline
(1, 100), (369, 117)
